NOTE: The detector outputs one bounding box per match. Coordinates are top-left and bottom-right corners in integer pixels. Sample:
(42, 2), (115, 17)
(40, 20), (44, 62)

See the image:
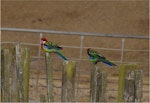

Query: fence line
(1, 41), (149, 67)
(1, 27), (149, 39)
(1, 43), (147, 64)
(1, 42), (149, 64)
(1, 27), (149, 102)
(1, 42), (149, 52)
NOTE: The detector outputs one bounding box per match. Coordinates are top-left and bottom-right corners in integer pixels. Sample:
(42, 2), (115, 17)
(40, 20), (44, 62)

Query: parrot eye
(87, 48), (90, 51)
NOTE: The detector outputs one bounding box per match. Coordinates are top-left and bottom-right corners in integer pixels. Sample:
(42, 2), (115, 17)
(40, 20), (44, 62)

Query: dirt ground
(1, 0), (149, 102)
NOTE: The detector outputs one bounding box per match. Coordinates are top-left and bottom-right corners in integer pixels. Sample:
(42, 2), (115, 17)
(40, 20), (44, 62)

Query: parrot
(87, 48), (116, 66)
(41, 37), (67, 60)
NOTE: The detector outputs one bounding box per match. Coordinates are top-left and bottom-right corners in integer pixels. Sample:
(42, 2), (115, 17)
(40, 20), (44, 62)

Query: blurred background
(1, 0), (149, 102)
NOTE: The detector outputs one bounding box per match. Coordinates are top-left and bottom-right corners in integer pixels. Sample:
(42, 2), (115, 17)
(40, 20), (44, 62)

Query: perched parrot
(87, 48), (116, 66)
(41, 37), (67, 60)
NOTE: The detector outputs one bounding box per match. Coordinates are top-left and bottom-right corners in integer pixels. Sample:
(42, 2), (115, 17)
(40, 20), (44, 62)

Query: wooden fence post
(11, 43), (20, 102)
(61, 60), (76, 102)
(1, 44), (30, 102)
(118, 64), (126, 102)
(134, 70), (143, 102)
(118, 64), (136, 102)
(90, 65), (107, 102)
(40, 94), (46, 102)
(98, 70), (107, 101)
(90, 66), (98, 102)
(118, 64), (143, 102)
(11, 43), (30, 102)
(124, 77), (135, 102)
(45, 53), (54, 102)
(15, 43), (25, 102)
(21, 48), (30, 102)
(1, 49), (10, 102)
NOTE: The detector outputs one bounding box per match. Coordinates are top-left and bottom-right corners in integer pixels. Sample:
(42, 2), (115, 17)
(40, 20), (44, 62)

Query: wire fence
(1, 27), (149, 62)
(1, 27), (149, 102)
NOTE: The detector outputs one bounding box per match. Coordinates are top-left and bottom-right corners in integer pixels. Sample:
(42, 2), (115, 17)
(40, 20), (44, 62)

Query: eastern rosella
(87, 48), (116, 66)
(41, 37), (67, 60)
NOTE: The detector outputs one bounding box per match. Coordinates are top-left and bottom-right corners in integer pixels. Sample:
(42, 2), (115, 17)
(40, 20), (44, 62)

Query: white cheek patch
(43, 41), (46, 44)
(41, 40), (46, 44)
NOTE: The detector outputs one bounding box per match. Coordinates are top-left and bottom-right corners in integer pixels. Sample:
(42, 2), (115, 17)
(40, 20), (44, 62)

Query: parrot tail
(55, 51), (67, 60)
(102, 59), (116, 66)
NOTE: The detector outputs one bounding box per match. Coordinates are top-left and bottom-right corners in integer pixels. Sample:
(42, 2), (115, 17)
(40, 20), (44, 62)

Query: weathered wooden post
(61, 60), (76, 102)
(21, 48), (30, 102)
(11, 43), (20, 102)
(1, 44), (30, 102)
(40, 94), (46, 102)
(118, 64), (143, 102)
(11, 43), (30, 102)
(98, 69), (107, 101)
(1, 49), (11, 102)
(45, 53), (54, 102)
(124, 73), (135, 102)
(15, 43), (25, 102)
(118, 64), (126, 102)
(90, 65), (107, 102)
(134, 70), (143, 102)
(90, 66), (99, 102)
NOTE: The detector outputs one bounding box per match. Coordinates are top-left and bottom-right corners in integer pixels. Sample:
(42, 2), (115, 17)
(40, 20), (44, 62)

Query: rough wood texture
(40, 94), (46, 102)
(45, 53), (54, 102)
(134, 70), (143, 102)
(11, 43), (30, 102)
(61, 60), (76, 102)
(21, 48), (30, 102)
(118, 65), (126, 102)
(118, 64), (137, 102)
(1, 49), (10, 102)
(118, 64), (143, 102)
(11, 44), (20, 102)
(90, 65), (97, 102)
(15, 43), (25, 102)
(90, 65), (107, 102)
(124, 78), (135, 102)
(98, 70), (107, 102)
